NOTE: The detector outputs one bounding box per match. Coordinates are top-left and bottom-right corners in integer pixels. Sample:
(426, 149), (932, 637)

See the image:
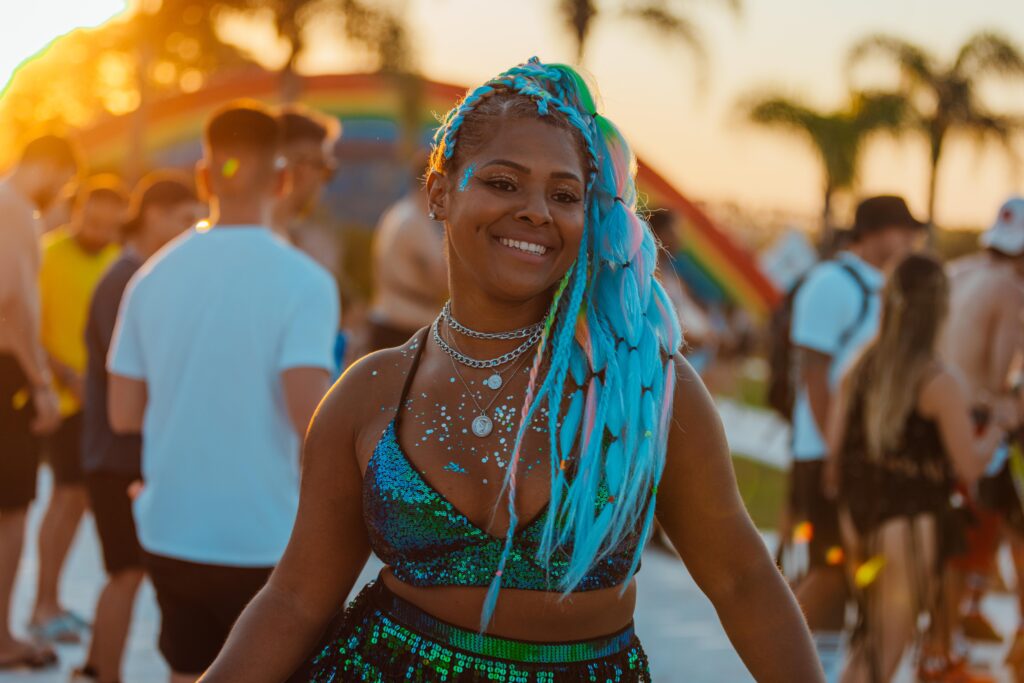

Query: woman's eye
(486, 179), (517, 192)
(552, 191), (581, 204)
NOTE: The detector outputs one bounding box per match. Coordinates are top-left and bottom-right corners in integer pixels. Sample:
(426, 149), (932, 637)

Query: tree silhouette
(558, 0), (740, 74)
(745, 91), (906, 247)
(848, 32), (1024, 226)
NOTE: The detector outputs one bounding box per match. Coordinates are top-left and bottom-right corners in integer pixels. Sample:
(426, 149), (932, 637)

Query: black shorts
(788, 459), (843, 570)
(0, 354), (39, 511)
(43, 410), (84, 485)
(144, 553), (272, 675)
(85, 472), (142, 575)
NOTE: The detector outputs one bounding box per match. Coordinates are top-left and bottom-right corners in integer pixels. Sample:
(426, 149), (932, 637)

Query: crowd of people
(1, 52), (1021, 683)
(778, 194), (1024, 682)
(0, 58), (823, 683)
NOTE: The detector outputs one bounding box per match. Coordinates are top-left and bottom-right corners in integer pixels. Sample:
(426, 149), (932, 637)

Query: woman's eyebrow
(481, 159), (582, 183)
(481, 159), (530, 173)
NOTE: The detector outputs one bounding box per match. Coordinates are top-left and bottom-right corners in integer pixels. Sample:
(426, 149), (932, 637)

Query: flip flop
(28, 612), (84, 644)
(62, 610), (92, 630)
(0, 643), (58, 670)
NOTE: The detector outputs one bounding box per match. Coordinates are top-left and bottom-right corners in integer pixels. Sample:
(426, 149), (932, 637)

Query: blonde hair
(845, 254), (949, 457)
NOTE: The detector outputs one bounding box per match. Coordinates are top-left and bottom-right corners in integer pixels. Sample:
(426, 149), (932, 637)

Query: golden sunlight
(0, 1), (127, 93)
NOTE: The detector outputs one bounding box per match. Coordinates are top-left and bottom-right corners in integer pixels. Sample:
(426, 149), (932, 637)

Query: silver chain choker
(441, 301), (543, 341)
(431, 318), (541, 372)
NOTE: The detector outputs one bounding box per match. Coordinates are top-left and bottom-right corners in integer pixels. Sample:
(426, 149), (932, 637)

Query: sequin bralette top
(362, 331), (641, 591)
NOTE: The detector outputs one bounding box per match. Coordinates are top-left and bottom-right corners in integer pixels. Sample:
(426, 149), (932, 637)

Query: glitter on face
(459, 163), (476, 191)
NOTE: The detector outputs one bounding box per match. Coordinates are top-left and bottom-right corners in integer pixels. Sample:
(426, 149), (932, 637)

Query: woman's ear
(195, 160), (210, 203)
(426, 171), (448, 221)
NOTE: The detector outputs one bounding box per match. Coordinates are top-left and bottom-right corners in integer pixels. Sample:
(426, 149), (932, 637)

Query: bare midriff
(381, 568), (637, 641)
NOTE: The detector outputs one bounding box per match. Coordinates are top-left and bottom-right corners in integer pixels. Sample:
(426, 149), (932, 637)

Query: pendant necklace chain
(438, 319), (534, 438)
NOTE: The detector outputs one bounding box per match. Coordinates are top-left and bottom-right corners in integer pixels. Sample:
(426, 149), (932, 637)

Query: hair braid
(429, 58), (681, 630)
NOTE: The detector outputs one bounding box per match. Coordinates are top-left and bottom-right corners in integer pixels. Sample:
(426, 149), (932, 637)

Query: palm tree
(558, 0), (741, 71)
(218, 0), (413, 99)
(848, 32), (1024, 226)
(745, 92), (907, 248)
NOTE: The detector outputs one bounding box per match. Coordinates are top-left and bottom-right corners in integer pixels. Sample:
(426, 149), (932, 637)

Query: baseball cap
(123, 172), (196, 236)
(851, 195), (927, 239)
(981, 196), (1024, 257)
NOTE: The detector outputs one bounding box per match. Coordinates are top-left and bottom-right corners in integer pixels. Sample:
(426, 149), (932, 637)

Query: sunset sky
(4, 0), (1024, 228)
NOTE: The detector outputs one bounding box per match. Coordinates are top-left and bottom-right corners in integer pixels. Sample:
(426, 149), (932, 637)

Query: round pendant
(471, 414), (493, 438)
(483, 373), (503, 390)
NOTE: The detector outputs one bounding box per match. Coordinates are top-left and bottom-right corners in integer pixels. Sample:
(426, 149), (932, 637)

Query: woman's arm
(656, 356), (824, 683)
(822, 371), (853, 501)
(920, 370), (1007, 485)
(201, 364), (375, 683)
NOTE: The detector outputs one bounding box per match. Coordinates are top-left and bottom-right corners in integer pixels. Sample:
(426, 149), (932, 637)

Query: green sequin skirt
(288, 580), (651, 682)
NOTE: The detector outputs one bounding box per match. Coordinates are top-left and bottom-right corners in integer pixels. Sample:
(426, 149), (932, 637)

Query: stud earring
(428, 211), (438, 220)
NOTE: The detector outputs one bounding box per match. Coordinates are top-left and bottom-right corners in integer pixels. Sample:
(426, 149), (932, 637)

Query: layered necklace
(432, 302), (543, 438)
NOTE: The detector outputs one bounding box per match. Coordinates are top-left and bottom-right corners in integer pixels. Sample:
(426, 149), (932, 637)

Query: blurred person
(273, 107), (349, 373)
(789, 195), (926, 678)
(363, 151), (447, 353)
(72, 174), (201, 683)
(830, 254), (1010, 683)
(107, 102), (338, 683)
(272, 106), (342, 280)
(940, 197), (1024, 658)
(647, 210), (716, 373)
(202, 58), (821, 683)
(41, 188), (74, 235)
(0, 134), (79, 670)
(31, 176), (126, 644)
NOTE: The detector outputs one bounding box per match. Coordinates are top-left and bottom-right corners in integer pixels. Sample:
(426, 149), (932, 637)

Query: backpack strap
(835, 261), (873, 350)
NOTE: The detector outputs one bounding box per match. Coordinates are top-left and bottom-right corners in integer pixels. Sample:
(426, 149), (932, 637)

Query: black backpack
(766, 261), (872, 421)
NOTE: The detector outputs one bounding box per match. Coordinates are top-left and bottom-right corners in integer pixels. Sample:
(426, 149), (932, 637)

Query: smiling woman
(0, 0), (125, 92)
(200, 57), (824, 683)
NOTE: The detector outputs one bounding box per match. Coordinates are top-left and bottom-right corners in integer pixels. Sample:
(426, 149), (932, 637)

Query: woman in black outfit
(828, 254), (1013, 682)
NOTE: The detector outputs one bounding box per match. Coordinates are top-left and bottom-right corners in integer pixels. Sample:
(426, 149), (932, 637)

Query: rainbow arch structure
(79, 69), (780, 318)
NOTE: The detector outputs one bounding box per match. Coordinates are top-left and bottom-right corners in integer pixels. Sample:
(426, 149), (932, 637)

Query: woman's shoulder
(667, 353), (725, 438)
(308, 335), (425, 455)
(917, 362), (968, 417)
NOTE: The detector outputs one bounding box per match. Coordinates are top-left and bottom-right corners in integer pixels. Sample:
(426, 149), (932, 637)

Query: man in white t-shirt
(107, 103), (339, 683)
(789, 196), (925, 675)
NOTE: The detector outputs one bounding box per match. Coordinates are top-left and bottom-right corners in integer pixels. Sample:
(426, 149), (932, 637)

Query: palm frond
(851, 91), (911, 133)
(745, 95), (818, 129)
(848, 34), (938, 90)
(623, 5), (708, 74)
(559, 0), (598, 62)
(953, 31), (1024, 80)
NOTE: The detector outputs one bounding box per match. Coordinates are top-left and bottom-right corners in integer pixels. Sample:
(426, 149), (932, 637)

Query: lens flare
(792, 521), (814, 545)
(854, 556), (886, 588)
(825, 546), (845, 566)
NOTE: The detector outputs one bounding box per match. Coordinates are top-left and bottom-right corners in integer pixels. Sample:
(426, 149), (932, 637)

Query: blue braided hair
(428, 58), (683, 630)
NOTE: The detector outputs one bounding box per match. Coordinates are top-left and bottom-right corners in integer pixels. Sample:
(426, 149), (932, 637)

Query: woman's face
(429, 117), (586, 304)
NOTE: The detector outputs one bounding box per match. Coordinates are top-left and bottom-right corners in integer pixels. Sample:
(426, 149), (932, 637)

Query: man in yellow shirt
(32, 177), (125, 644)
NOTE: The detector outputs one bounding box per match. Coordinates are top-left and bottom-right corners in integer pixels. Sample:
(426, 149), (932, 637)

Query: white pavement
(3, 473), (1021, 682)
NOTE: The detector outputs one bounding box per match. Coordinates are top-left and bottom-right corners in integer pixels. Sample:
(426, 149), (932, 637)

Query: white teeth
(499, 237), (548, 256)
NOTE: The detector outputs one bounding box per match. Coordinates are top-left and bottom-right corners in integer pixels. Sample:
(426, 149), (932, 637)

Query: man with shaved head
(107, 102), (338, 682)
